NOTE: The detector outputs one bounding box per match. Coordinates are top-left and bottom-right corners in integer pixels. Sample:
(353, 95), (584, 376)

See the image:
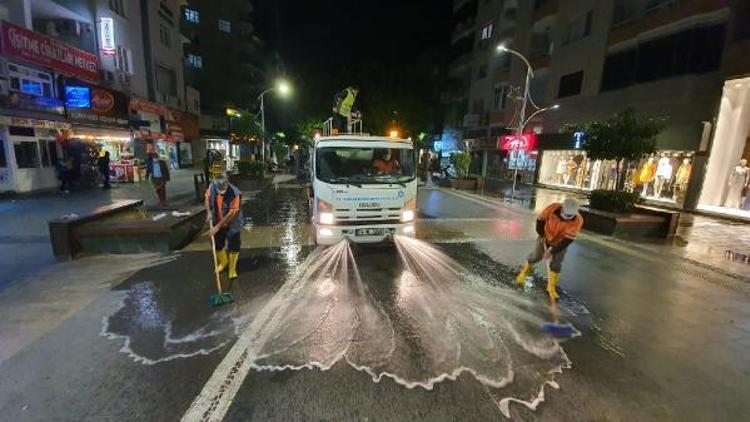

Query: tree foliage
(450, 152), (471, 179)
(564, 109), (664, 162)
(295, 118), (324, 145)
(231, 108), (264, 140)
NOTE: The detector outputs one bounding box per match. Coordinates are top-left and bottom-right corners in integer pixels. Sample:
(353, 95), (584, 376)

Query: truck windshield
(316, 147), (416, 185)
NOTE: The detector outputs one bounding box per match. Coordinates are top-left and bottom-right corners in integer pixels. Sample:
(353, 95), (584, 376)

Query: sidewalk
(0, 169), (202, 290)
(453, 179), (750, 282)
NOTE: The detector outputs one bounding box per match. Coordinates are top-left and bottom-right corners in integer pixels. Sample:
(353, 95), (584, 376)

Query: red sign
(500, 133), (537, 151)
(0, 21), (99, 82)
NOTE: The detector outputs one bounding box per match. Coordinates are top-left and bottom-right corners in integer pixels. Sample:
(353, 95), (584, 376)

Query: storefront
(534, 130), (702, 209)
(697, 77), (750, 220)
(63, 81), (140, 182)
(204, 137), (240, 173)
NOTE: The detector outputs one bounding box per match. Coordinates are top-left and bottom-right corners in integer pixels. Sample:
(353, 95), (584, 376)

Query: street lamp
(496, 43), (559, 197)
(258, 79), (292, 162)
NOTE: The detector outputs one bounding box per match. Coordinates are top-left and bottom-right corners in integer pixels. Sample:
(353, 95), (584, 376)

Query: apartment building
(181, 0), (264, 170)
(450, 0), (750, 219)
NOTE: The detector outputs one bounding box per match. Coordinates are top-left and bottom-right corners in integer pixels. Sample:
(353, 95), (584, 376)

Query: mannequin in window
(638, 157), (656, 197)
(673, 158), (692, 202)
(725, 159), (749, 209)
(564, 156), (577, 185)
(555, 155), (566, 185)
(654, 153), (673, 198)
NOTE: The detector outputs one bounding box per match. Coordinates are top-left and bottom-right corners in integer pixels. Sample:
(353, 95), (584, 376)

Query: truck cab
(311, 135), (417, 245)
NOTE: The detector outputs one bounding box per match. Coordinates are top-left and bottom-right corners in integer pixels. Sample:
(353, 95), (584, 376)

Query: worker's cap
(213, 174), (229, 192)
(561, 199), (580, 219)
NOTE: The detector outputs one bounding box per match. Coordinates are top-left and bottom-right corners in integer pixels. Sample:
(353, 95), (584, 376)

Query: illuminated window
(7, 63), (53, 97)
(219, 19), (231, 33)
(184, 9), (199, 23)
(187, 54), (203, 68)
(480, 24), (493, 40)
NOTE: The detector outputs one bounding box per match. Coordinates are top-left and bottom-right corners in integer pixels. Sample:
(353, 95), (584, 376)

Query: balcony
(533, 0), (558, 23)
(609, 0), (730, 46)
(530, 55), (551, 70)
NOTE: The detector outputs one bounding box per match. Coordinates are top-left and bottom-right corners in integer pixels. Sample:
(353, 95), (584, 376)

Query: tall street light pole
(497, 44), (559, 197)
(257, 80), (291, 163)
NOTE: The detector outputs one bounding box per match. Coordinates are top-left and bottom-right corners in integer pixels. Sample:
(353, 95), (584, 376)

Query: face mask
(561, 213), (575, 220)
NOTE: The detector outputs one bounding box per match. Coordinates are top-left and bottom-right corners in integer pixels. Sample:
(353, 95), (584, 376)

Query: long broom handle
(544, 244), (559, 323)
(209, 218), (223, 294)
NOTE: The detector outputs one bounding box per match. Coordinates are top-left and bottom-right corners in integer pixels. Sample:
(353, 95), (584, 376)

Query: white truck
(310, 135), (418, 245)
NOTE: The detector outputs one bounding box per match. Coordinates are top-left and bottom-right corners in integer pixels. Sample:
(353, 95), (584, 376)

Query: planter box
(580, 205), (679, 238)
(450, 176), (484, 191)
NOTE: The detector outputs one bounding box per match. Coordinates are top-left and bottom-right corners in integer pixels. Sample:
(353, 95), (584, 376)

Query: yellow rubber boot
(546, 271), (560, 301)
(215, 249), (228, 274)
(228, 252), (239, 279)
(515, 262), (532, 285)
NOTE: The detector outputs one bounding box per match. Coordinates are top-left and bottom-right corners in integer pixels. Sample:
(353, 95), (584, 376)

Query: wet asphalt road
(1, 182), (750, 421)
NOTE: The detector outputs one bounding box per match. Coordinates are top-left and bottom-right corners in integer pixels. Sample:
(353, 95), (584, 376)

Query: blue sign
(573, 131), (585, 149)
(65, 86), (91, 109)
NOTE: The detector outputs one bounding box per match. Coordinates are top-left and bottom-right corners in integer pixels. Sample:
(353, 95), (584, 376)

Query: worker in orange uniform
(515, 199), (584, 301)
(372, 149), (401, 174)
(205, 174), (244, 279)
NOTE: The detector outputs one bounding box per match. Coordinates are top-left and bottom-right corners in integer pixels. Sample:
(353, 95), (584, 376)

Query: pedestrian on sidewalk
(515, 198), (583, 301)
(97, 151), (111, 189)
(205, 174), (243, 280)
(146, 152), (171, 206)
(56, 156), (74, 193)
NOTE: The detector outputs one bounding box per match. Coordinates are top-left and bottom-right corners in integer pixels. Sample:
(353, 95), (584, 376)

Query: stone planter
(450, 176), (484, 191)
(580, 205), (679, 238)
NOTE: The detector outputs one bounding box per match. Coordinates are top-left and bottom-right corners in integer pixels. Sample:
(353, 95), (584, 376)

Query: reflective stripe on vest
(339, 89), (355, 117)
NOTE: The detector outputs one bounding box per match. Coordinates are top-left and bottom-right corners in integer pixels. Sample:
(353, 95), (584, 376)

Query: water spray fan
(208, 220), (235, 307)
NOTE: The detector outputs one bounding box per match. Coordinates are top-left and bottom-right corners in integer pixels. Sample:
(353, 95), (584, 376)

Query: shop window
(0, 141), (6, 167)
(558, 71), (583, 98)
(38, 140), (50, 167)
(159, 24), (171, 47)
(14, 142), (40, 169)
(109, 0), (125, 17)
(7, 63), (53, 98)
(219, 19), (231, 33)
(184, 8), (199, 23)
(47, 141), (58, 167)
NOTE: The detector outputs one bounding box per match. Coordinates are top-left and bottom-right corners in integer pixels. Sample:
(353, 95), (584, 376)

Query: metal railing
(321, 117), (364, 137)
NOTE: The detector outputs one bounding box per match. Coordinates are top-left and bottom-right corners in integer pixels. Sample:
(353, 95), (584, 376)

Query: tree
(231, 108), (264, 140)
(295, 118), (324, 146)
(564, 109), (665, 192)
(450, 152), (471, 179)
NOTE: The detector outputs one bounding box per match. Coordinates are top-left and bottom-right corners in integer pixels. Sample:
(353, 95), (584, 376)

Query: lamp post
(257, 80), (291, 162)
(496, 44), (559, 197)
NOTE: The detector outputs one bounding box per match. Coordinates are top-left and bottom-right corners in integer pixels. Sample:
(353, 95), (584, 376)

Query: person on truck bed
(372, 149), (401, 174)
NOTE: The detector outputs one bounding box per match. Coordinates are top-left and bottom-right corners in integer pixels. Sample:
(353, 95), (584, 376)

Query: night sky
(254, 0), (452, 134)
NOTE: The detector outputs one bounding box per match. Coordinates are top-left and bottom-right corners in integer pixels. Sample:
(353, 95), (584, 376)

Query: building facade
(449, 0), (750, 219)
(0, 0), (199, 194)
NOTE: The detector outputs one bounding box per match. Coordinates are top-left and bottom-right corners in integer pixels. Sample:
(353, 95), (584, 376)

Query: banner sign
(65, 81), (129, 127)
(500, 133), (537, 151)
(99, 17), (115, 55)
(0, 21), (99, 82)
(1, 91), (65, 115)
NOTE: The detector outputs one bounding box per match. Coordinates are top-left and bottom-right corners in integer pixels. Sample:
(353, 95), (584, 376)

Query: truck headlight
(401, 198), (416, 222)
(319, 212), (334, 225)
(317, 198), (335, 225)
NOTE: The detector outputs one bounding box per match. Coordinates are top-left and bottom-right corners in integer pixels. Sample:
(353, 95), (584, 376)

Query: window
(558, 71), (584, 98)
(0, 141), (6, 168)
(184, 8), (199, 23)
(600, 24), (726, 92)
(156, 65), (177, 96)
(38, 140), (51, 167)
(562, 11), (593, 45)
(219, 19), (231, 33)
(109, 0), (125, 16)
(494, 84), (509, 110)
(115, 46), (133, 74)
(187, 54), (203, 68)
(480, 23), (493, 40)
(14, 142), (40, 169)
(8, 63), (53, 97)
(472, 99), (485, 114)
(477, 64), (488, 79)
(159, 24), (171, 47)
(47, 141), (58, 167)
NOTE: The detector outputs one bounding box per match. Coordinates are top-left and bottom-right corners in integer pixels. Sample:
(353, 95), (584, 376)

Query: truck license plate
(356, 228), (385, 236)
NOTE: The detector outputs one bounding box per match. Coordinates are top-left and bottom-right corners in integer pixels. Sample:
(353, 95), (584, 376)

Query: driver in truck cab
(372, 149), (401, 174)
